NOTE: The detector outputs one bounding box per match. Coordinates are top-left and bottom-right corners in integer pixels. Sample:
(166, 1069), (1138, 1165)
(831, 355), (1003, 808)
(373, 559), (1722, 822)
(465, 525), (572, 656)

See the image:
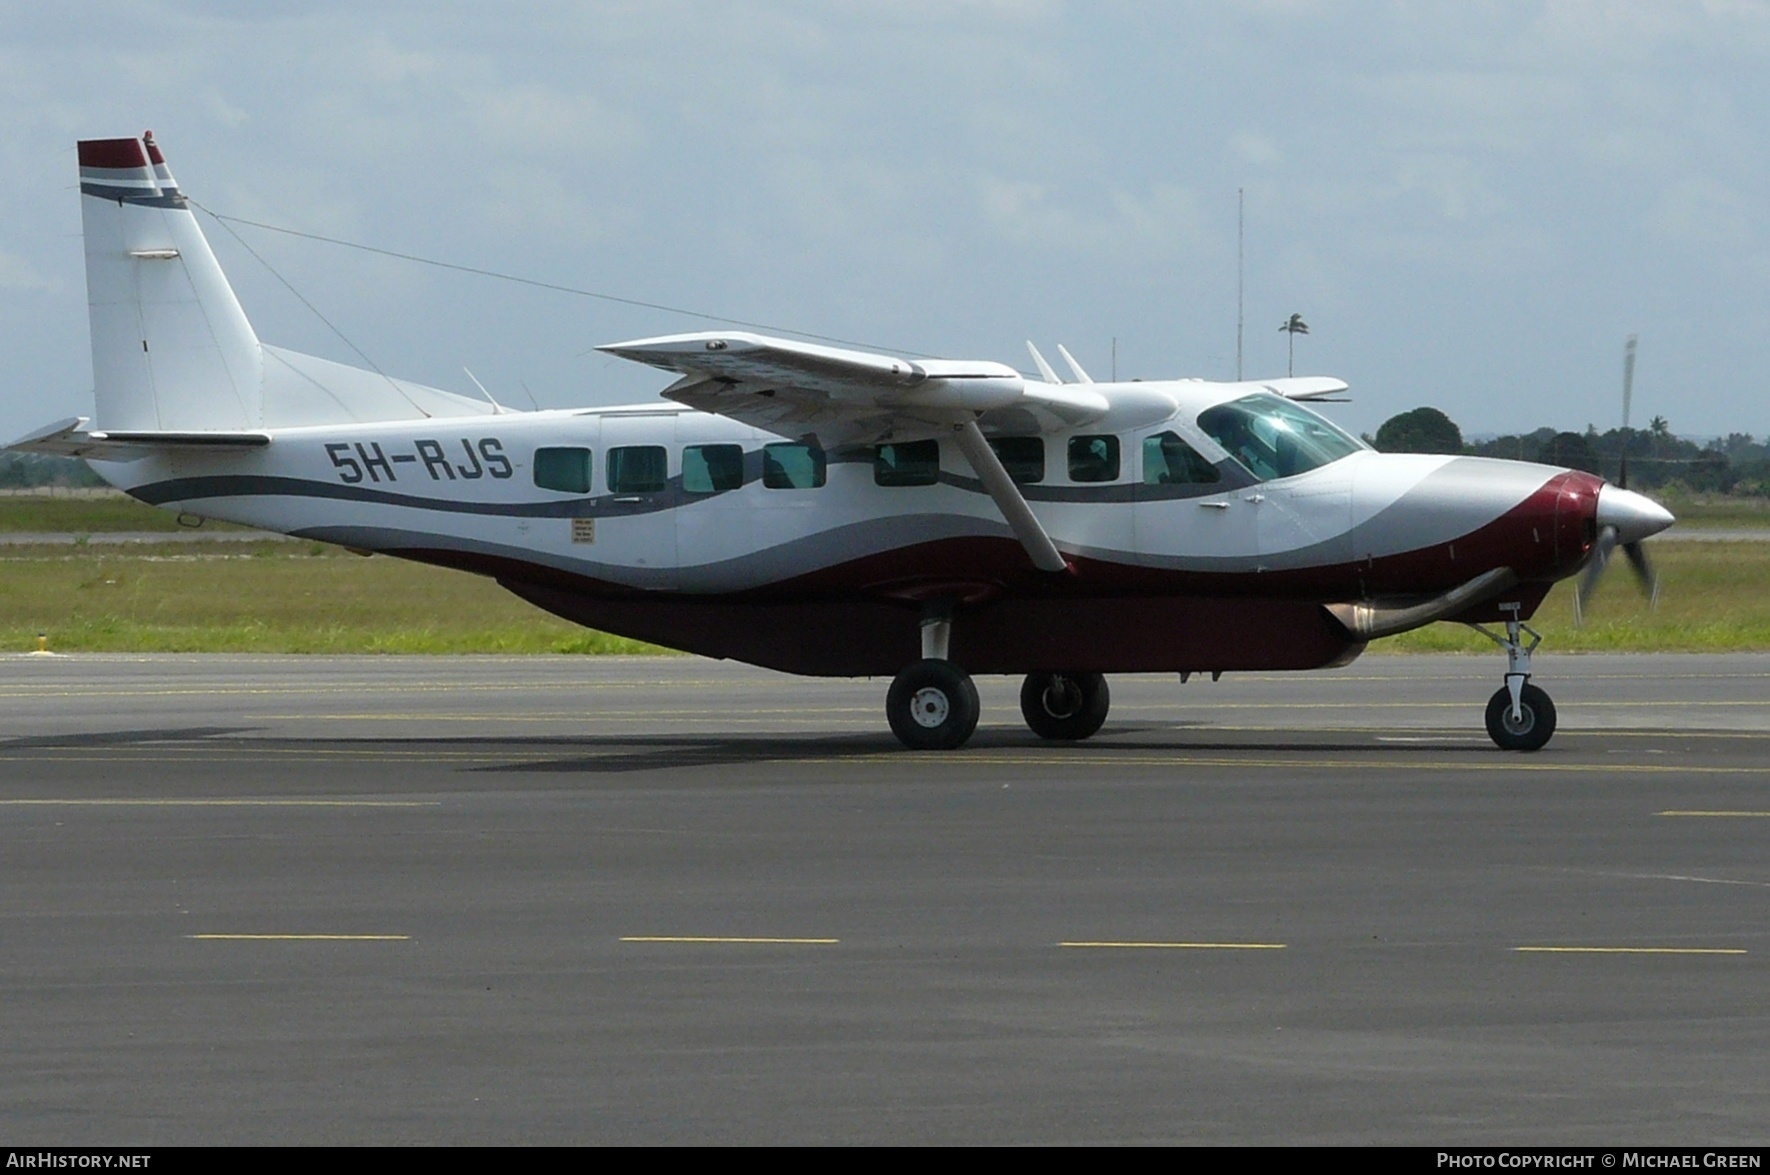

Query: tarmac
(0, 652), (1766, 1144)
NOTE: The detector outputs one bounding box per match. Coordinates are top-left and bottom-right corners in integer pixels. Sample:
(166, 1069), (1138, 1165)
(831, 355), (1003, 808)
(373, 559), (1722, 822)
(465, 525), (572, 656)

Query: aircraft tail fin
(79, 132), (263, 431)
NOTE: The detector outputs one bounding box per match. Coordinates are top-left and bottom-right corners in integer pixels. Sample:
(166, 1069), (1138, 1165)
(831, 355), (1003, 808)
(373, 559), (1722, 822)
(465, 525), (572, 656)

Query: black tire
(1485, 683), (1557, 751)
(1019, 671), (1110, 741)
(887, 659), (981, 750)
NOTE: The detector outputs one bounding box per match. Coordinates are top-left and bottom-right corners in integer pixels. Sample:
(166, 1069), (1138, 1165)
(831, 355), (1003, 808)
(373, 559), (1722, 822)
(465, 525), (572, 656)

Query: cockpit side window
(1142, 431), (1220, 485)
(874, 439), (941, 487)
(988, 436), (1045, 484)
(1196, 392), (1362, 481)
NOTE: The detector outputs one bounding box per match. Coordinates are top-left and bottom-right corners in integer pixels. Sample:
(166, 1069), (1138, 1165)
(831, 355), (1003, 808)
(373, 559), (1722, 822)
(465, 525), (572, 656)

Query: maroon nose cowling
(1552, 472), (1609, 576)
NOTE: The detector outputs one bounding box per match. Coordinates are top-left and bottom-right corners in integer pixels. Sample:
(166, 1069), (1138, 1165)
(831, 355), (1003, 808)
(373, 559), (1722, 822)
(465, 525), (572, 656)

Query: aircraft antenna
(196, 203), (927, 359)
(463, 367), (510, 414)
(200, 205), (434, 419)
(1025, 342), (1062, 385)
(1056, 344), (1095, 384)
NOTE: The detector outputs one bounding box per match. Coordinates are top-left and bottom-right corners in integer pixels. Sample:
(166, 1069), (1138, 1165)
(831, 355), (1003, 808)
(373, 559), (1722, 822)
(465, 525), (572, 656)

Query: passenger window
(533, 446), (591, 494)
(874, 440), (941, 487)
(606, 445), (667, 494)
(683, 443), (744, 493)
(763, 442), (826, 489)
(1067, 435), (1120, 483)
(1142, 431), (1221, 485)
(988, 436), (1045, 484)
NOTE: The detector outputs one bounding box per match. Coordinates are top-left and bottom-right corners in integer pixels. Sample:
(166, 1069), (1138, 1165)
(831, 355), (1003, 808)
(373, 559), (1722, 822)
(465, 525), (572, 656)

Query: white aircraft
(9, 133), (1674, 750)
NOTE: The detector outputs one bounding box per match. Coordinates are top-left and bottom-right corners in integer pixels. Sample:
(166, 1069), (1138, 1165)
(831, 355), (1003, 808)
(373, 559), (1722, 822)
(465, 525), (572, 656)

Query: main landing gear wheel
(887, 659), (981, 751)
(1484, 683), (1556, 752)
(1019, 672), (1110, 741)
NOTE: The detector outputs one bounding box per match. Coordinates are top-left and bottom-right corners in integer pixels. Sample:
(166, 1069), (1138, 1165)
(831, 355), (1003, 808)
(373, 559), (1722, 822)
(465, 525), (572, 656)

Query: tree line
(1372, 407), (1763, 495)
(0, 453), (107, 490)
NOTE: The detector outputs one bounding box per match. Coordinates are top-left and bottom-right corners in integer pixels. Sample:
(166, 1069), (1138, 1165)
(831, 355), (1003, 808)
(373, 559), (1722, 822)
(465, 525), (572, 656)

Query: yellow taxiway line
(187, 934), (410, 941)
(620, 936), (839, 945)
(1659, 810), (1770, 817)
(0, 798), (435, 807)
(1513, 946), (1747, 955)
(1060, 941), (1288, 950)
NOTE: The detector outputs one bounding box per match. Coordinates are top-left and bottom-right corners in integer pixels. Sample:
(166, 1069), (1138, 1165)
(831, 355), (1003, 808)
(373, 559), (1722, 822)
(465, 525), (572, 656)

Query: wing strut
(951, 420), (1071, 574)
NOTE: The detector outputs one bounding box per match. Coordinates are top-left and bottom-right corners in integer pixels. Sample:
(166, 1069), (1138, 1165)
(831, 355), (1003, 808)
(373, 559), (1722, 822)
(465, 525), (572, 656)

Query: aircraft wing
(1259, 376), (1350, 402)
(598, 331), (1107, 447)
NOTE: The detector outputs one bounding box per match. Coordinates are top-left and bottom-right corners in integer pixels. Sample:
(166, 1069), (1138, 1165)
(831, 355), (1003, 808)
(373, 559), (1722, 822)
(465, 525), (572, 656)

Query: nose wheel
(1472, 603), (1557, 751)
(1484, 682), (1556, 751)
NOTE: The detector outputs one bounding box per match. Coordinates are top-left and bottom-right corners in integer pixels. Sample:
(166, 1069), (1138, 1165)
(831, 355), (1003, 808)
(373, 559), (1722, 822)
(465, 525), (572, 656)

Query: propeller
(1574, 335), (1668, 624)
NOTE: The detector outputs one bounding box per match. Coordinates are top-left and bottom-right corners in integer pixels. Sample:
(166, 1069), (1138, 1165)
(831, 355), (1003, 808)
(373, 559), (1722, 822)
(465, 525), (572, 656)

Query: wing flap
(603, 330), (1106, 444)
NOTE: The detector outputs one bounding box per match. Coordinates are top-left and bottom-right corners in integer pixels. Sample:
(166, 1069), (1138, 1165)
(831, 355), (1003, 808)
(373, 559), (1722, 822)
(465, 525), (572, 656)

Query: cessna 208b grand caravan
(10, 133), (1675, 750)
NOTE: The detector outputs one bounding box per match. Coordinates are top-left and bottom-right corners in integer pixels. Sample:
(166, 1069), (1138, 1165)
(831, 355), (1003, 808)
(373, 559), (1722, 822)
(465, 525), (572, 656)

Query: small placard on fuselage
(571, 518), (596, 544)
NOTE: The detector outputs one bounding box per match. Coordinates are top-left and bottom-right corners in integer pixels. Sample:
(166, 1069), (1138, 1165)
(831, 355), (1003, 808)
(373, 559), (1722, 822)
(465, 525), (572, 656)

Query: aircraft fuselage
(98, 398), (1603, 677)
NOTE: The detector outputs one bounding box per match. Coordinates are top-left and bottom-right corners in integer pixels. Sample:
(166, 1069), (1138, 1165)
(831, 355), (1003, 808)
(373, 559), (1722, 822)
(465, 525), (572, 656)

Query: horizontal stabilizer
(6, 417), (269, 462)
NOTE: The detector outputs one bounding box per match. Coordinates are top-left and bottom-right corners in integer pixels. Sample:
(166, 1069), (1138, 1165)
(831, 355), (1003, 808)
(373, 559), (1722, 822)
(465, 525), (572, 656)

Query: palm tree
(1279, 313), (1309, 376)
(1649, 415), (1670, 458)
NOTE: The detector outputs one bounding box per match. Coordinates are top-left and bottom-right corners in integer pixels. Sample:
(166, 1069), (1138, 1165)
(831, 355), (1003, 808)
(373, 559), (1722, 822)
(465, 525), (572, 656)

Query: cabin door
(594, 413), (679, 589)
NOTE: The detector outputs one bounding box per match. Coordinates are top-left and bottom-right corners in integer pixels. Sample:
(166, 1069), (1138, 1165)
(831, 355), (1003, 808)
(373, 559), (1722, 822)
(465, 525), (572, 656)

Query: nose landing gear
(1472, 603), (1557, 751)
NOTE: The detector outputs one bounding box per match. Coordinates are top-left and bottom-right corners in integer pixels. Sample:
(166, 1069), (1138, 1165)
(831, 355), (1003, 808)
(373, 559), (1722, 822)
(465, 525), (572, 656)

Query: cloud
(1651, 175), (1757, 249)
(975, 176), (1212, 260)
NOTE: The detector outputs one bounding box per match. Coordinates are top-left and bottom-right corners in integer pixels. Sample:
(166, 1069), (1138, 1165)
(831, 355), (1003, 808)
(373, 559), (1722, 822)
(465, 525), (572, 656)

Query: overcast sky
(4, 1), (1769, 445)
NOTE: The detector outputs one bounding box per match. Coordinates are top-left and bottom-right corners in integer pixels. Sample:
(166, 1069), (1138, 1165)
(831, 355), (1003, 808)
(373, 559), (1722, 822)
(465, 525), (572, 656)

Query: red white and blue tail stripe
(78, 132), (185, 208)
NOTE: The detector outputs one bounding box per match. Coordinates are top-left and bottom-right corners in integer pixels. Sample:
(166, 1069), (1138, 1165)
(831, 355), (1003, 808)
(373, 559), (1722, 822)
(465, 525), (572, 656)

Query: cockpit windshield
(1196, 392), (1364, 482)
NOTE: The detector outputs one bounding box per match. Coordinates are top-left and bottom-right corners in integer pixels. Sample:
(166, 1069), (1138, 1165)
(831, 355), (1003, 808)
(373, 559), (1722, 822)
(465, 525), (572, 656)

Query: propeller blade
(1574, 525), (1619, 627)
(1622, 540), (1660, 609)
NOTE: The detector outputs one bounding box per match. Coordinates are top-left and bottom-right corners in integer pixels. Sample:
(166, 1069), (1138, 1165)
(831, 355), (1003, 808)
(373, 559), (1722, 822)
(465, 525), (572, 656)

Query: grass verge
(0, 492), (255, 534)
(0, 537), (1765, 655)
(1377, 539), (1770, 652)
(0, 542), (663, 654)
